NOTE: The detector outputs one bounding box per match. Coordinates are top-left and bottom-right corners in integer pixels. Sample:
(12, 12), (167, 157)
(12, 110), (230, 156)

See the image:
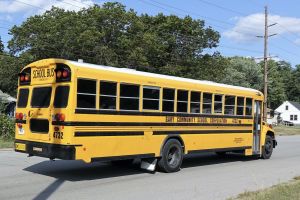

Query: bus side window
(177, 90), (188, 113)
(224, 95), (235, 115)
(214, 94), (223, 114)
(143, 86), (160, 110)
(120, 83), (139, 111)
(190, 91), (201, 113)
(100, 81), (117, 110)
(237, 97), (245, 115)
(77, 79), (96, 109)
(162, 88), (175, 112)
(245, 98), (253, 115)
(203, 93), (212, 114)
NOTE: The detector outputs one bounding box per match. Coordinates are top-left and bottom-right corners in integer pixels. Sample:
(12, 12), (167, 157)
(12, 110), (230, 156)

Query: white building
(275, 101), (300, 125)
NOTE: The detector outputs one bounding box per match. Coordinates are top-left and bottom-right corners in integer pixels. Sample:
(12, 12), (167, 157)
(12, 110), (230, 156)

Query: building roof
(0, 90), (16, 103)
(289, 101), (300, 111)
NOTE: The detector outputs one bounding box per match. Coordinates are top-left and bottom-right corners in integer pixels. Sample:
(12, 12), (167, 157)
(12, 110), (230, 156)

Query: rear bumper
(14, 139), (77, 160)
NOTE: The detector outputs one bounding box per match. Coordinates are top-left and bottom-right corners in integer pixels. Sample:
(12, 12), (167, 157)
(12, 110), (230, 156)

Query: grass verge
(0, 138), (14, 149)
(230, 176), (300, 200)
(273, 125), (300, 136)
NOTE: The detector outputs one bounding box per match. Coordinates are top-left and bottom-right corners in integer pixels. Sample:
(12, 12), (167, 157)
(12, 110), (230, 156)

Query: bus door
(253, 100), (262, 154)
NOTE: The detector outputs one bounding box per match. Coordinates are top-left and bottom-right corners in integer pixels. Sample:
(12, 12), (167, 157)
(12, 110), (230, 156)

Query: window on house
(286, 105), (288, 110)
(295, 115), (298, 121)
(177, 90), (188, 113)
(237, 97), (245, 115)
(224, 96), (235, 115)
(143, 86), (160, 110)
(190, 91), (201, 113)
(100, 81), (117, 110)
(203, 93), (212, 114)
(290, 115), (294, 121)
(77, 79), (96, 109)
(245, 98), (253, 116)
(162, 88), (175, 112)
(214, 94), (223, 114)
(120, 83), (139, 111)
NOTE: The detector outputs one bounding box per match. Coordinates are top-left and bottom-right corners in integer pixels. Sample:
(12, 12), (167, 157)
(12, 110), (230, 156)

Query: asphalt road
(1, 136), (300, 200)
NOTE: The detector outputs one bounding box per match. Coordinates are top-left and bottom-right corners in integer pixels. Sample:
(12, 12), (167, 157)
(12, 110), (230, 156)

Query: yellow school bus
(15, 58), (277, 172)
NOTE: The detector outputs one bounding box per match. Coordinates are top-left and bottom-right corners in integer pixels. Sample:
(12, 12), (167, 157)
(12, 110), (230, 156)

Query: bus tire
(157, 139), (183, 173)
(261, 135), (273, 159)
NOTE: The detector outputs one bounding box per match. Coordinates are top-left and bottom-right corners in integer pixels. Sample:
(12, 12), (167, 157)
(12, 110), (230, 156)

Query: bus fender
(159, 135), (185, 156)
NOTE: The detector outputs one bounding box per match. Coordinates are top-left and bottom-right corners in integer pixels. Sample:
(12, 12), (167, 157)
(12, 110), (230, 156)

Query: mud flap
(140, 158), (157, 172)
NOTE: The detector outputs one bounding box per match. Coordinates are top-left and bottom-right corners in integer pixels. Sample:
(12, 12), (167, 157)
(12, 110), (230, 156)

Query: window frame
(190, 91), (201, 114)
(224, 95), (236, 115)
(99, 80), (117, 110)
(236, 96), (245, 116)
(54, 85), (70, 108)
(119, 83), (140, 111)
(142, 86), (160, 111)
(202, 93), (213, 114)
(31, 86), (52, 108)
(17, 88), (29, 108)
(213, 94), (223, 114)
(162, 88), (175, 113)
(245, 98), (253, 116)
(76, 78), (97, 109)
(176, 89), (188, 113)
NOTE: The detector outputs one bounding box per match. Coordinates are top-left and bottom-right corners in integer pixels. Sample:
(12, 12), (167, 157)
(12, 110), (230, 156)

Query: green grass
(0, 138), (14, 148)
(229, 177), (300, 200)
(273, 125), (300, 136)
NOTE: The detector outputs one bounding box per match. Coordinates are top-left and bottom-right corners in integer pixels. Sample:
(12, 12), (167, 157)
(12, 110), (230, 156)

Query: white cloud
(0, 0), (95, 14)
(224, 13), (300, 44)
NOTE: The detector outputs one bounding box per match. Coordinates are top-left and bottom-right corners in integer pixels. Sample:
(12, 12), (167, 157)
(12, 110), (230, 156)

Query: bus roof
(67, 60), (262, 95)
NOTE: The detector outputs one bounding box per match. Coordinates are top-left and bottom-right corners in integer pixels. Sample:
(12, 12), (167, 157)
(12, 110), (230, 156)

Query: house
(267, 108), (281, 125)
(275, 101), (300, 125)
(0, 90), (16, 118)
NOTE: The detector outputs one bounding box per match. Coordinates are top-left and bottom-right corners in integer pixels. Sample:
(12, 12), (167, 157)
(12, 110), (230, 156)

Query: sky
(0, 0), (300, 67)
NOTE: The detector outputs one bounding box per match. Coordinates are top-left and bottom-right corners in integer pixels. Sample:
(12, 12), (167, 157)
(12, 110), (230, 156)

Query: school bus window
(31, 87), (52, 108)
(54, 86), (69, 108)
(237, 97), (245, 115)
(162, 88), (175, 112)
(190, 91), (201, 113)
(245, 98), (253, 116)
(77, 79), (96, 109)
(203, 93), (212, 114)
(120, 83), (139, 111)
(17, 88), (29, 108)
(100, 81), (117, 110)
(177, 90), (188, 113)
(214, 94), (223, 114)
(143, 86), (160, 110)
(225, 96), (235, 115)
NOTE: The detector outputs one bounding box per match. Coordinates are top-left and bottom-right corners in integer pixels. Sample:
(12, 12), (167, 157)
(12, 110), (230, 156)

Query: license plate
(15, 143), (26, 151)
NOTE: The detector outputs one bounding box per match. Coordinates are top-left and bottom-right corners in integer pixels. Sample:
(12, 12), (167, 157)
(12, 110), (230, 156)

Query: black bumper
(15, 139), (76, 160)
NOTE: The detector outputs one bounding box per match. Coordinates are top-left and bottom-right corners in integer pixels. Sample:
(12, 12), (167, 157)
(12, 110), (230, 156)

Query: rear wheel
(261, 135), (273, 159)
(157, 139), (183, 173)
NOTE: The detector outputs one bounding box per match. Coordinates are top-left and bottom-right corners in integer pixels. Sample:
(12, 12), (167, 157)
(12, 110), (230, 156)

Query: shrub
(0, 114), (15, 140)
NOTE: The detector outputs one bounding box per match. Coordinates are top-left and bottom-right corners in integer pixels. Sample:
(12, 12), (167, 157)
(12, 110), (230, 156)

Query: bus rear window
(31, 87), (52, 108)
(17, 88), (29, 108)
(54, 86), (69, 108)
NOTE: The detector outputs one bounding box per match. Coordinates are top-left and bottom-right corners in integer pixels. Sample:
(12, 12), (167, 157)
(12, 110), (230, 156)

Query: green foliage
(0, 114), (15, 141)
(221, 57), (263, 90)
(0, 37), (4, 53)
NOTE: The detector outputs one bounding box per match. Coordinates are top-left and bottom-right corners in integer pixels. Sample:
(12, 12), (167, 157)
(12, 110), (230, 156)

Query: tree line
(0, 2), (299, 109)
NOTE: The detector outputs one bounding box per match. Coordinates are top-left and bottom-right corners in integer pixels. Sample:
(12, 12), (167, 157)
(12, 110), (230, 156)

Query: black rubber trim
(188, 146), (252, 154)
(53, 121), (253, 127)
(74, 131), (144, 137)
(75, 109), (253, 119)
(15, 119), (26, 124)
(91, 153), (155, 162)
(153, 130), (252, 135)
(14, 139), (81, 160)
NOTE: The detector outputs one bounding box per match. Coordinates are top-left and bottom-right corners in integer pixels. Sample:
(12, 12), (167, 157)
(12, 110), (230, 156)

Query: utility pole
(257, 6), (277, 121)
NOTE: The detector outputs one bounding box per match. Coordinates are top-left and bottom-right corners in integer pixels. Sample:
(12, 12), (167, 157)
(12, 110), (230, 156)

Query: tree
(0, 37), (4, 53)
(221, 57), (263, 90)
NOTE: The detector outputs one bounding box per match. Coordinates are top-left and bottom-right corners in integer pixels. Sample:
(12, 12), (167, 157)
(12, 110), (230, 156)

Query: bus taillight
(16, 112), (24, 120)
(55, 113), (65, 122)
(55, 63), (71, 82)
